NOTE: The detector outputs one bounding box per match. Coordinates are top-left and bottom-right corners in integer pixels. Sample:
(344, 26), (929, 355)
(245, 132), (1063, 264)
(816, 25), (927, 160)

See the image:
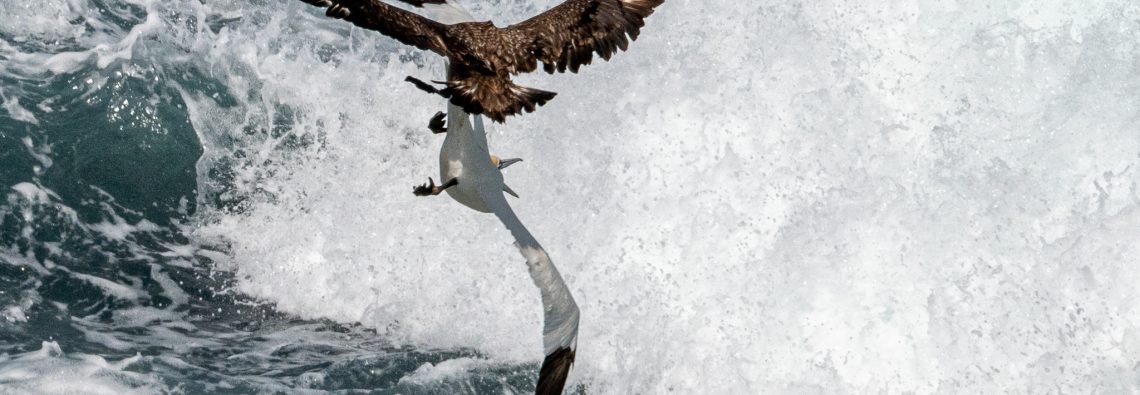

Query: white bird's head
(488, 155), (523, 198)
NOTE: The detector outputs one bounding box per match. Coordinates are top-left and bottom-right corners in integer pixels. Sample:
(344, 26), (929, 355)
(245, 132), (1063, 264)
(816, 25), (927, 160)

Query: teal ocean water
(2, 0), (1140, 393)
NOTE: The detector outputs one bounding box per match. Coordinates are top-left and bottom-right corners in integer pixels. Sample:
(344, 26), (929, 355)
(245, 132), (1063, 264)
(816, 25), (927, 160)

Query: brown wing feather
(505, 0), (664, 74)
(299, 0), (450, 55)
(436, 69), (558, 123)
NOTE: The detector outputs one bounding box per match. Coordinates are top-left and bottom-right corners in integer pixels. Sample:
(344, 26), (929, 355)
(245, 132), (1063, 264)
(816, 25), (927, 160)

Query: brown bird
(299, 0), (665, 122)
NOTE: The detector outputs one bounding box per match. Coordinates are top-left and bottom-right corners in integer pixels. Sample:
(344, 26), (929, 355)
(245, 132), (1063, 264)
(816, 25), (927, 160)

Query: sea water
(1, 0), (1138, 393)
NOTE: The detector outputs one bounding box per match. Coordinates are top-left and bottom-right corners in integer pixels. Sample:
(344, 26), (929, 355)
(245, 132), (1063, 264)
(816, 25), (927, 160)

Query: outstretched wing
(299, 0), (450, 55)
(475, 157), (580, 395)
(505, 0), (665, 74)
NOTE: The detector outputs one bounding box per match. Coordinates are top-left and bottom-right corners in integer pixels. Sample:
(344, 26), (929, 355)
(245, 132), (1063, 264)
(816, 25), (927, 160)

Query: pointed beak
(497, 158), (523, 170)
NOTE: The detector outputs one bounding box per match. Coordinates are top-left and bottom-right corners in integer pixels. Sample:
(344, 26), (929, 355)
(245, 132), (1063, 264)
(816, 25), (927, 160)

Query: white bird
(407, 2), (581, 394)
(413, 109), (522, 211)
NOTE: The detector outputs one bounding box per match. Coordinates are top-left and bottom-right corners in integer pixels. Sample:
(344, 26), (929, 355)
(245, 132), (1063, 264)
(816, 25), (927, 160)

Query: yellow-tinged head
(490, 155), (523, 170)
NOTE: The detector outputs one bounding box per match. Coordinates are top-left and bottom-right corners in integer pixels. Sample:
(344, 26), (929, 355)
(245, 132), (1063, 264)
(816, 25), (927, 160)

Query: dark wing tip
(297, 0), (448, 54)
(305, 0), (451, 10)
(391, 0), (448, 7)
(521, 0), (666, 75)
(535, 347), (576, 395)
(402, 0), (449, 7)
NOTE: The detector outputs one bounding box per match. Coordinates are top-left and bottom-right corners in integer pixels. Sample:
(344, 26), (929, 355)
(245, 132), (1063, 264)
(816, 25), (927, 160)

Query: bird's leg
(405, 76), (450, 97)
(413, 177), (458, 196)
(428, 111), (447, 134)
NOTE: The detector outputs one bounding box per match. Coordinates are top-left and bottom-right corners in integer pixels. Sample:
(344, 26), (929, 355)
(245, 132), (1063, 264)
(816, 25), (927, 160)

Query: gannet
(415, 111), (580, 394)
(412, 110), (521, 210)
(299, 0), (665, 122)
(404, 3), (581, 394)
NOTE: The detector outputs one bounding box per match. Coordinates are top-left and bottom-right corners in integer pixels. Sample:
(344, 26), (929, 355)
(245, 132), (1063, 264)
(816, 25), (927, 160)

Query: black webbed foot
(428, 111), (446, 134)
(413, 177), (458, 196)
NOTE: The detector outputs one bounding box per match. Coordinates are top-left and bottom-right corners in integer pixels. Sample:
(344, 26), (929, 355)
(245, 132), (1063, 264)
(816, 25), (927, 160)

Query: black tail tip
(535, 347), (576, 395)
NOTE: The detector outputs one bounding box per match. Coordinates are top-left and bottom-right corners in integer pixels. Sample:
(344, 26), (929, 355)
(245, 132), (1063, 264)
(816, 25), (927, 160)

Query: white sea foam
(19, 138), (52, 171)
(0, 342), (168, 395)
(86, 216), (160, 241)
(148, 264), (191, 307)
(69, 273), (144, 301)
(9, 183), (51, 204)
(0, 1), (85, 41)
(0, 0), (166, 79)
(1, 89), (39, 125)
(1, 306), (27, 324)
(1, 290), (40, 325)
(399, 357), (495, 385)
(167, 0), (1140, 393)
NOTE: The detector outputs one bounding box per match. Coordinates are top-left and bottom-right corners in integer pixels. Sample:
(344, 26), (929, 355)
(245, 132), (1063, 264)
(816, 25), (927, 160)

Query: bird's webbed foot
(413, 177), (458, 196)
(428, 111), (446, 134)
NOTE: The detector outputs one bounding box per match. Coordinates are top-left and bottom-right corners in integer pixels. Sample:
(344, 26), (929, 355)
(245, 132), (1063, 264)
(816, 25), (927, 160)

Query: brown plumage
(299, 0), (665, 122)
